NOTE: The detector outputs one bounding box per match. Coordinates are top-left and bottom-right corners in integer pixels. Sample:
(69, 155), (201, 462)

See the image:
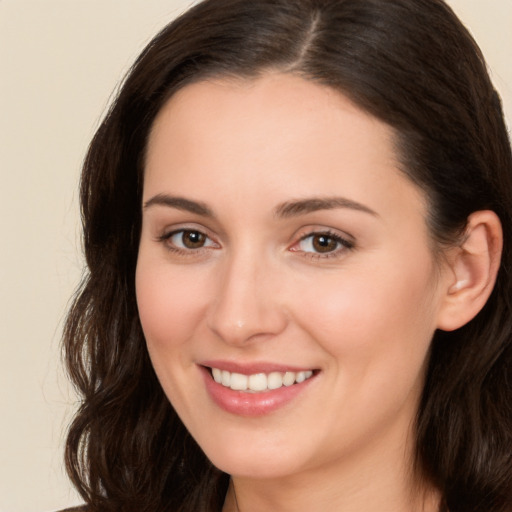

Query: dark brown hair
(64, 1), (512, 510)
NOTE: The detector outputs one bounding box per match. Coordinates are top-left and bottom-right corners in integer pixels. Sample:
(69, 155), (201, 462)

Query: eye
(163, 229), (217, 250)
(294, 231), (354, 256)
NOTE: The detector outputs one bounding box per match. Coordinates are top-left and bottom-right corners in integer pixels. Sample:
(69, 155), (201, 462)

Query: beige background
(0, 1), (510, 511)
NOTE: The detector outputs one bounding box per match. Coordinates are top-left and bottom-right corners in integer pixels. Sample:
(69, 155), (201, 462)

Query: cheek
(135, 257), (209, 355)
(292, 252), (439, 374)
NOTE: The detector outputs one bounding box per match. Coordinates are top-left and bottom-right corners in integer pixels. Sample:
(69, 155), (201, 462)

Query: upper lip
(200, 360), (317, 375)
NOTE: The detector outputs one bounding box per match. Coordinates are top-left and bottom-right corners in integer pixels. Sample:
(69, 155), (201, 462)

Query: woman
(63, 0), (512, 511)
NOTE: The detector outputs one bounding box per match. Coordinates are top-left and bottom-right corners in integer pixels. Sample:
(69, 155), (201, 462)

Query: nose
(206, 250), (288, 346)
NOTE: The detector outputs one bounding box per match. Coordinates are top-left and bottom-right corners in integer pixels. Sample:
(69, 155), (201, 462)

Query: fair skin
(136, 73), (502, 511)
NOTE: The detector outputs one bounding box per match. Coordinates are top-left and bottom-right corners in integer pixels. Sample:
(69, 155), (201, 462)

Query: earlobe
(437, 211), (503, 332)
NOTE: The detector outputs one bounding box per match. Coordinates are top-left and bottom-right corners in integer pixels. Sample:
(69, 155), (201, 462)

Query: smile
(200, 362), (319, 416)
(211, 368), (314, 392)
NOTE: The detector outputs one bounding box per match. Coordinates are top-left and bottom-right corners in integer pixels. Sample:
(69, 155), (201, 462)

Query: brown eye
(295, 231), (353, 257)
(165, 229), (215, 250)
(311, 234), (339, 253)
(180, 230), (207, 249)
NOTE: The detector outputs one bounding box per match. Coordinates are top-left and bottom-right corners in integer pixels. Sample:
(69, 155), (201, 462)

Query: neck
(224, 472), (440, 512)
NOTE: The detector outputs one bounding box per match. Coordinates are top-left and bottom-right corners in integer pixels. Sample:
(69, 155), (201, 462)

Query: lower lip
(200, 366), (316, 417)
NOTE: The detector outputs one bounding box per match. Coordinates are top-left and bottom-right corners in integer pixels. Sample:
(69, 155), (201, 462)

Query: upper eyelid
(293, 225), (355, 244)
(298, 230), (350, 242)
(294, 232), (353, 250)
(158, 223), (216, 239)
(161, 227), (211, 239)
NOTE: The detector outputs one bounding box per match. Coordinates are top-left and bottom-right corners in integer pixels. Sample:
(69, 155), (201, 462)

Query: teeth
(248, 373), (267, 391)
(221, 370), (231, 387)
(210, 368), (314, 392)
(283, 371), (295, 386)
(296, 371), (306, 383)
(268, 372), (283, 390)
(230, 372), (248, 391)
(212, 367), (222, 383)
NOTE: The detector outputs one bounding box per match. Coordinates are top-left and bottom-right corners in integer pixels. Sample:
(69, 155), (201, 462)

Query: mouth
(199, 361), (320, 416)
(209, 367), (315, 392)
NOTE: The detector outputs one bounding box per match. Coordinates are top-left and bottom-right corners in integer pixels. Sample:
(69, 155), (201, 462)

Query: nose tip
(208, 294), (288, 346)
(206, 261), (288, 346)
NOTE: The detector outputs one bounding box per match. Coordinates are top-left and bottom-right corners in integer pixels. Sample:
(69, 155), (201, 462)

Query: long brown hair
(64, 1), (512, 510)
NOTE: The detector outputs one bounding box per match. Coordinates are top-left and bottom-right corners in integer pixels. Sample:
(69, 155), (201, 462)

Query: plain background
(0, 1), (510, 511)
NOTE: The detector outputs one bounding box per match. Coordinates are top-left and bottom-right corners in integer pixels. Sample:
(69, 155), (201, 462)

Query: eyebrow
(274, 197), (378, 218)
(143, 194), (377, 219)
(143, 194), (214, 217)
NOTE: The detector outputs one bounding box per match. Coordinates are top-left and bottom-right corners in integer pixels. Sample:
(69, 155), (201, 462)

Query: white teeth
(267, 372), (283, 390)
(230, 372), (248, 391)
(212, 368), (222, 383)
(210, 368), (315, 392)
(295, 371), (306, 383)
(248, 373), (268, 391)
(283, 371), (295, 386)
(221, 370), (231, 387)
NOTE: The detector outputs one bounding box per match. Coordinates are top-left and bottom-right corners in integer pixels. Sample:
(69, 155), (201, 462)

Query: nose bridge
(207, 243), (287, 345)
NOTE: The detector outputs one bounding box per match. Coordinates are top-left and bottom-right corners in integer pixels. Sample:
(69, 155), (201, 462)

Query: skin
(136, 73), (456, 511)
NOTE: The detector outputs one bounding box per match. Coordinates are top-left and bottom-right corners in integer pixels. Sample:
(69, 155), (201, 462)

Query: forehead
(148, 73), (391, 144)
(146, 73), (396, 178)
(143, 73), (426, 227)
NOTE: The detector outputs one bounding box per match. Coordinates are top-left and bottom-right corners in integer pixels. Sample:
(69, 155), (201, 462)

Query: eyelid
(157, 221), (216, 239)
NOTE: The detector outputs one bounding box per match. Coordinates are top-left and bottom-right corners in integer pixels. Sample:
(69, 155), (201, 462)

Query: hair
(63, 0), (512, 511)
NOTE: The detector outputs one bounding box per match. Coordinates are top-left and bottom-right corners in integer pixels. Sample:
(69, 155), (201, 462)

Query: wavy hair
(63, 0), (512, 510)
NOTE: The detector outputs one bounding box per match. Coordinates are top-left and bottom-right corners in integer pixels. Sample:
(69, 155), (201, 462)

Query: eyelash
(157, 228), (354, 259)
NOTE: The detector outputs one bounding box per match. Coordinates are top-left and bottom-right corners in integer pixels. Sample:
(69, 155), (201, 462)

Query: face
(136, 73), (450, 480)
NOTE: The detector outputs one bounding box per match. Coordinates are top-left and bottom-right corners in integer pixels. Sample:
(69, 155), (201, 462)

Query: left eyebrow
(274, 197), (378, 218)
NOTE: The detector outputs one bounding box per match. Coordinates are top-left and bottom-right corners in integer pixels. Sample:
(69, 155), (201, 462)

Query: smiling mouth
(209, 367), (316, 392)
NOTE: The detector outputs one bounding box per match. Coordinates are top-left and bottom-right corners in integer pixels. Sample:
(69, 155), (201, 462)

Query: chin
(203, 440), (307, 479)
(213, 456), (302, 480)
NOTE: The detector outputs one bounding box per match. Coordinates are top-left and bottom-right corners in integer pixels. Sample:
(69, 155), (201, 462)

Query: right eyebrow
(143, 194), (214, 217)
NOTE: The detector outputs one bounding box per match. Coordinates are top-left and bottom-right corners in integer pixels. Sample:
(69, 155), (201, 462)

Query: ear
(436, 210), (503, 332)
